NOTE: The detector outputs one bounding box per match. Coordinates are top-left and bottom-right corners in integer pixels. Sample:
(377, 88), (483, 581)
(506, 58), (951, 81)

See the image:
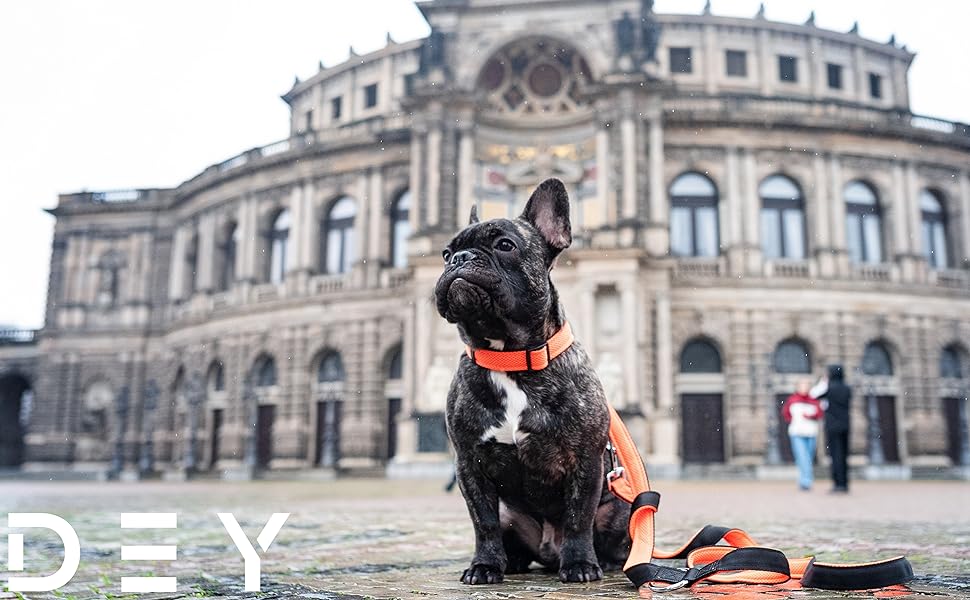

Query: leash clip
(606, 442), (625, 482)
(648, 579), (690, 593)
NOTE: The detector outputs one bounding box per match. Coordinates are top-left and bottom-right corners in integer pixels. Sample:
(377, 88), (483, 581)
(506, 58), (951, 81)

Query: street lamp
(139, 380), (159, 477)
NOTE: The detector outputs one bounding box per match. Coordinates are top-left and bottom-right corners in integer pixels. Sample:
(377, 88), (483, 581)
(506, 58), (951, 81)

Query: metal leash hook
(605, 442), (624, 482)
(648, 579), (690, 593)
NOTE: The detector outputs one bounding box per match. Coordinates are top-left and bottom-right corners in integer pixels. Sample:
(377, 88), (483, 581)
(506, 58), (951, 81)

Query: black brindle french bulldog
(434, 178), (631, 584)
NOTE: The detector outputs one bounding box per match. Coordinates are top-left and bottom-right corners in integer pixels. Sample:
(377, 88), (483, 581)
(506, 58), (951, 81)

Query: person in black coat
(813, 365), (852, 492)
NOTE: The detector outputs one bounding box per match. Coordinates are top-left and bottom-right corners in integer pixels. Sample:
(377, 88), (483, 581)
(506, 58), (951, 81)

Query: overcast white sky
(1, 0), (968, 329)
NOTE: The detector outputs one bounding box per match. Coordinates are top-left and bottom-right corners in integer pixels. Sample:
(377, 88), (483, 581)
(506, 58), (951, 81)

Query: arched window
(387, 346), (403, 380)
(774, 339), (811, 374)
(207, 361), (225, 392)
(323, 196), (357, 275)
(268, 209), (290, 284)
(254, 355), (277, 387)
(669, 173), (719, 257)
(844, 181), (883, 264)
(940, 345), (965, 379)
(920, 189), (949, 269)
(760, 175), (806, 260)
(219, 222), (239, 291)
(390, 191), (411, 269)
(317, 352), (345, 383)
(679, 339), (722, 373)
(861, 342), (893, 376)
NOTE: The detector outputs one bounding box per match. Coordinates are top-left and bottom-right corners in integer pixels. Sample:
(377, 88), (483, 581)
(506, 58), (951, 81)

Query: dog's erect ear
(468, 204), (480, 226)
(522, 178), (572, 252)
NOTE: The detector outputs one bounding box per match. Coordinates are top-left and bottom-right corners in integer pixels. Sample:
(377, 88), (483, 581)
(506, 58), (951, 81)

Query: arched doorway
(251, 354), (278, 469)
(384, 345), (404, 461)
(772, 338), (814, 464)
(0, 373), (30, 468)
(860, 340), (899, 464)
(940, 344), (969, 466)
(677, 338), (725, 464)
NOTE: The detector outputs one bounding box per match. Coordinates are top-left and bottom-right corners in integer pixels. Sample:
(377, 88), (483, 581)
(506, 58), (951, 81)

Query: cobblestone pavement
(1, 479), (968, 600)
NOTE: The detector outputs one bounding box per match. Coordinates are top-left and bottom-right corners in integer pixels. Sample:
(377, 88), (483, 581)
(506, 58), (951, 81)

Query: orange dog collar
(465, 322), (574, 372)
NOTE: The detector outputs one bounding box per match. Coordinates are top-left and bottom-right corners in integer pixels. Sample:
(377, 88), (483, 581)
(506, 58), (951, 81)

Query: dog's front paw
(461, 563), (505, 585)
(559, 561), (603, 583)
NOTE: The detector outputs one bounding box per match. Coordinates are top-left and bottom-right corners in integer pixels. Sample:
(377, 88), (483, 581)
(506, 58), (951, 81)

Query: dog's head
(434, 178), (571, 349)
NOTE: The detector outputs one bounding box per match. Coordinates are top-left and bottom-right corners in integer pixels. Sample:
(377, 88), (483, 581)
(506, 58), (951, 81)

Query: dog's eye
(494, 239), (516, 252)
(442, 248), (452, 262)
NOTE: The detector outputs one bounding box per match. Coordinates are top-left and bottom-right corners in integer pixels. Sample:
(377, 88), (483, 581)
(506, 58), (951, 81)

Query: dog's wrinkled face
(434, 178), (572, 348)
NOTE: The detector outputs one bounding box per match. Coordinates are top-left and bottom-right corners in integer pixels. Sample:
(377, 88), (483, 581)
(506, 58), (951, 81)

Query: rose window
(477, 37), (592, 115)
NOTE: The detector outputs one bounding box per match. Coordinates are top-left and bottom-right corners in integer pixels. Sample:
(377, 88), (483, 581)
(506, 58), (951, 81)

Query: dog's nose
(451, 250), (474, 266)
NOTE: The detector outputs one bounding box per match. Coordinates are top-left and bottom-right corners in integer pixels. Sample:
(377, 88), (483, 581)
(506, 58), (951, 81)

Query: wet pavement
(1, 479), (968, 599)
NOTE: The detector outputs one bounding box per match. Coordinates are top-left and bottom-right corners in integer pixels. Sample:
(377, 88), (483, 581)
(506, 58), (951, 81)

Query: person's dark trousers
(826, 429), (849, 491)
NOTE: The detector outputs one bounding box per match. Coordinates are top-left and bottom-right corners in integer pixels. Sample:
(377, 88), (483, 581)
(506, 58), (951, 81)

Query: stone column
(298, 180), (316, 272)
(457, 124), (475, 227)
(168, 227), (187, 301)
(596, 127), (613, 225)
(960, 171), (970, 266)
(578, 284), (596, 361)
(724, 146), (743, 275)
(426, 125), (442, 228)
(703, 24), (717, 95)
(740, 149), (762, 274)
(286, 185), (304, 275)
(196, 213), (217, 293)
(620, 116), (637, 222)
(619, 281), (638, 412)
(369, 167), (386, 260)
(651, 291), (678, 467)
(645, 105), (667, 256)
(890, 162), (909, 261)
(853, 46), (867, 103)
(903, 162), (925, 281)
(409, 129), (424, 232)
(827, 154), (848, 276)
(813, 153), (834, 277)
(355, 173), (370, 280)
(757, 29), (772, 97)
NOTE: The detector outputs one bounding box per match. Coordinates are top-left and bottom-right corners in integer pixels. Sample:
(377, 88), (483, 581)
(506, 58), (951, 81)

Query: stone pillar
(827, 154), (848, 276)
(168, 227), (187, 301)
(903, 162), (925, 281)
(813, 153), (834, 277)
(619, 282), (638, 412)
(650, 291), (678, 467)
(960, 171), (970, 266)
(297, 180), (316, 272)
(409, 129), (424, 232)
(620, 116), (637, 222)
(853, 46), (867, 103)
(426, 125), (441, 228)
(196, 214), (217, 293)
(703, 24), (717, 95)
(286, 185), (304, 275)
(596, 127), (614, 225)
(890, 162), (909, 264)
(367, 169), (384, 265)
(757, 29), (772, 97)
(724, 146), (743, 275)
(740, 149), (762, 274)
(645, 105), (667, 256)
(578, 284), (596, 360)
(355, 173), (370, 277)
(457, 124), (475, 227)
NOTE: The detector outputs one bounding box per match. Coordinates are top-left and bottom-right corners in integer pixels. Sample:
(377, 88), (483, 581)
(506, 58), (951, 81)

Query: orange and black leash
(606, 404), (914, 592)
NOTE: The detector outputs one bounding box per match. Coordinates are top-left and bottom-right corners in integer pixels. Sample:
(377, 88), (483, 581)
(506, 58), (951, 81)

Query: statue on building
(615, 12), (636, 60)
(419, 27), (447, 75)
(640, 0), (661, 65)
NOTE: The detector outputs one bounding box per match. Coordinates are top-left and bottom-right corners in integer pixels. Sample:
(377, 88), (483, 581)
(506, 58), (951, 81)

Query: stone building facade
(2, 0), (970, 479)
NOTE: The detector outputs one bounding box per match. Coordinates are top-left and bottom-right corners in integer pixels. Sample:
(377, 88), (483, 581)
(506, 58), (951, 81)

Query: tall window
(317, 352), (345, 383)
(669, 173), (719, 257)
(760, 175), (806, 260)
(920, 189), (949, 269)
(868, 73), (883, 99)
(941, 345), (965, 379)
(827, 63), (843, 89)
(844, 181), (883, 264)
(387, 346), (403, 380)
(390, 190), (411, 268)
(680, 339), (722, 373)
(207, 361), (225, 392)
(268, 209), (290, 284)
(323, 196), (357, 275)
(331, 96), (342, 121)
(774, 339), (811, 374)
(725, 50), (747, 77)
(778, 55), (797, 82)
(220, 222), (238, 291)
(669, 47), (692, 74)
(862, 342), (893, 376)
(364, 83), (378, 108)
(254, 355), (277, 387)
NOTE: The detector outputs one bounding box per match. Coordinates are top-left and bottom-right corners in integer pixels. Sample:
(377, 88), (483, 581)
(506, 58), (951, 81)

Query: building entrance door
(209, 408), (223, 469)
(256, 404), (274, 468)
(681, 393), (724, 464)
(873, 395), (900, 464)
(387, 398), (401, 460)
(942, 397), (965, 465)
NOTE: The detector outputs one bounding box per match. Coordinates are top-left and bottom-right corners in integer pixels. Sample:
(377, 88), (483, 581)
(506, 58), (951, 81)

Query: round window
(528, 63), (563, 97)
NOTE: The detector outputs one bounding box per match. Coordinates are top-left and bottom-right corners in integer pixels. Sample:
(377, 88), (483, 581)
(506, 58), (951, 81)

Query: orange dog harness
(466, 322), (914, 592)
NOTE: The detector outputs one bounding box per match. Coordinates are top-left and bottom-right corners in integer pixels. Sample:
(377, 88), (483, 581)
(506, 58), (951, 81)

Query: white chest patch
(482, 371), (530, 445)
